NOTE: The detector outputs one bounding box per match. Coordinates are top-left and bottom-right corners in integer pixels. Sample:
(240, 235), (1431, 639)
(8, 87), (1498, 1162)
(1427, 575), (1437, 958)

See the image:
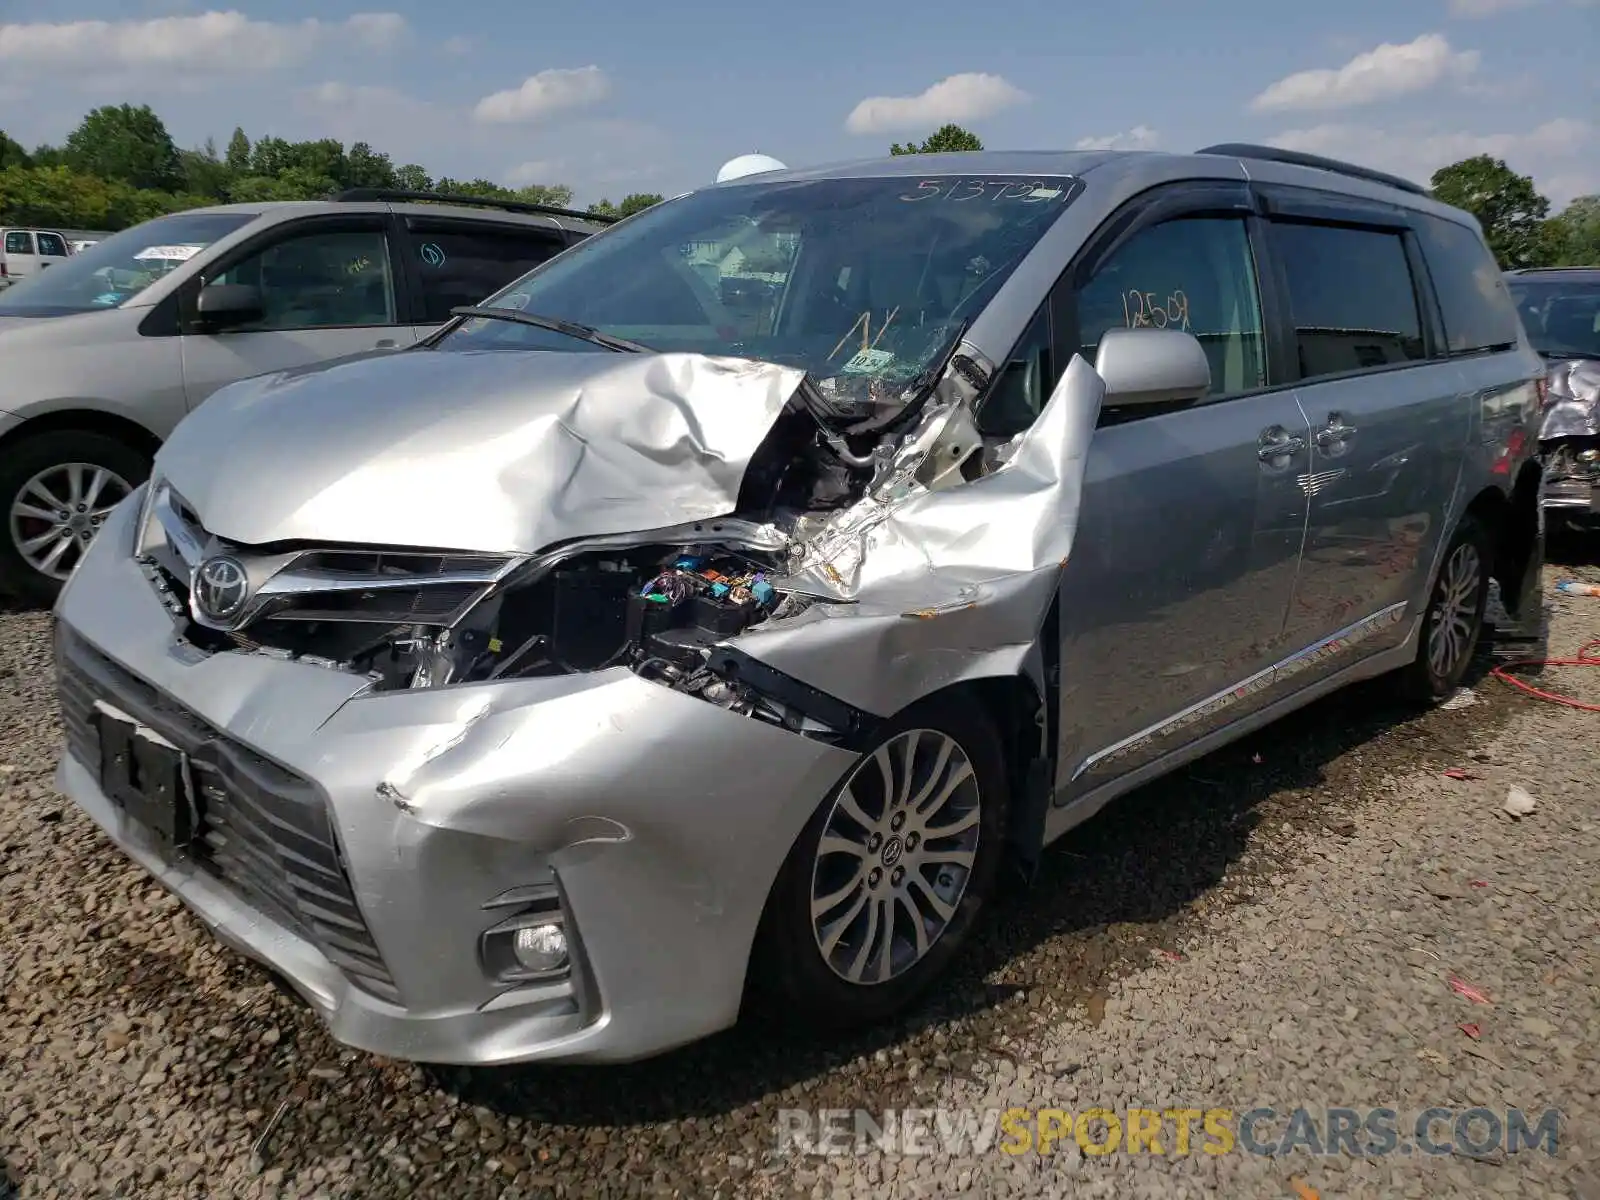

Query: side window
(409, 225), (568, 324)
(1077, 217), (1267, 398)
(976, 306), (1052, 435)
(1270, 221), (1426, 378)
(5, 231), (33, 255)
(1414, 216), (1521, 354)
(36, 233), (67, 258)
(213, 226), (396, 331)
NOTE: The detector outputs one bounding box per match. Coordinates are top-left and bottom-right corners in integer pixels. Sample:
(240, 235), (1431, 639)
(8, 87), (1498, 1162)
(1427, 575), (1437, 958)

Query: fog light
(512, 922), (569, 974)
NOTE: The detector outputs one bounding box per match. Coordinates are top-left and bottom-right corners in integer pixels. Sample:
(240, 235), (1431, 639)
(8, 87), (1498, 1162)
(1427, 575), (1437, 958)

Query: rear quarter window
(4, 230), (33, 254)
(406, 223), (570, 324)
(1415, 216), (1521, 355)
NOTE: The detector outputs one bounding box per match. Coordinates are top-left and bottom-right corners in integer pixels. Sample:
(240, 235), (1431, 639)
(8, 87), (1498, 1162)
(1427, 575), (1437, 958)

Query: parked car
(53, 144), (1543, 1066)
(1505, 266), (1600, 531)
(69, 239), (99, 255)
(0, 226), (71, 288)
(0, 189), (614, 603)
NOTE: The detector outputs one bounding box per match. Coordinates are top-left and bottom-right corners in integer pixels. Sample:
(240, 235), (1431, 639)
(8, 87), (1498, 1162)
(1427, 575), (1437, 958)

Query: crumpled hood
(155, 348), (805, 553)
(1540, 357), (1600, 441)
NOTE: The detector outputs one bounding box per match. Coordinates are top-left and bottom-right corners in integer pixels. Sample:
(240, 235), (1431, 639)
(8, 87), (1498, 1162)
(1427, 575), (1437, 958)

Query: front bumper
(51, 499), (859, 1064)
(1542, 473), (1600, 518)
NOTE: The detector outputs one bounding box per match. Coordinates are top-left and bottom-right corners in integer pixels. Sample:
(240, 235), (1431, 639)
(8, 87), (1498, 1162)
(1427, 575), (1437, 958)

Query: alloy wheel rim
(809, 728), (982, 985)
(1427, 541), (1481, 679)
(7, 463), (131, 581)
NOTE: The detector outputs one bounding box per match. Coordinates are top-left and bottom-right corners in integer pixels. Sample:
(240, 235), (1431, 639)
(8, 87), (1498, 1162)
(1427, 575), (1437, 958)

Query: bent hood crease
(154, 348), (805, 553)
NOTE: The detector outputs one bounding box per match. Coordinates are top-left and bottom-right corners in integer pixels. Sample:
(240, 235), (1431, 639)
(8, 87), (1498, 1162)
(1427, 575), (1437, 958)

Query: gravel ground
(3, 545), (1598, 1199)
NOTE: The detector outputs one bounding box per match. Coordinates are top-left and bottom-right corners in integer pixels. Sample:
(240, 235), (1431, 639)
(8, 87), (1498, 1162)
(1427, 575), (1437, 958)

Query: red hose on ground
(1491, 639), (1600, 712)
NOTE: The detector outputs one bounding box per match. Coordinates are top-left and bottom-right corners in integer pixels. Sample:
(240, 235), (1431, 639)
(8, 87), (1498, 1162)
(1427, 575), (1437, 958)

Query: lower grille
(54, 625), (401, 1004)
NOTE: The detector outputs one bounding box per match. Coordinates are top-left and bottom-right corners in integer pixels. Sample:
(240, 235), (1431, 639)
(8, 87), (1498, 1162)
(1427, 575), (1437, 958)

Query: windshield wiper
(450, 306), (653, 354)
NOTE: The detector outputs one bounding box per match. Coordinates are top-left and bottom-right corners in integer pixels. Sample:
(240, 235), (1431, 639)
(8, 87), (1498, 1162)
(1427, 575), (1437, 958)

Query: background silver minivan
(0, 191), (612, 603)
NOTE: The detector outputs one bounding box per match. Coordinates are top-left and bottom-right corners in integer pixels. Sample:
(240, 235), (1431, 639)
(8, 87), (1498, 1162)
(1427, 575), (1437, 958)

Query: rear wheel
(0, 429), (150, 607)
(1393, 514), (1492, 705)
(754, 695), (1009, 1030)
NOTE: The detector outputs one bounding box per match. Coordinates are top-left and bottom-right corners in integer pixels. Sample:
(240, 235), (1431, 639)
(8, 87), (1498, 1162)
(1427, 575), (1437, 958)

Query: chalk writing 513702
(900, 179), (1069, 203)
(1123, 288), (1191, 332)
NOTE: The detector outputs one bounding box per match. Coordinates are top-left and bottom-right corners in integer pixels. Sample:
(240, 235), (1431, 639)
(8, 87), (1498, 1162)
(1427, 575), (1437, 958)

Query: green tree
(30, 144), (67, 169)
(225, 127), (251, 174)
(890, 123), (984, 156)
(63, 103), (183, 191)
(1545, 195), (1600, 267)
(588, 192), (664, 219)
(0, 131), (31, 170)
(179, 139), (231, 201)
(1429, 155), (1553, 269)
(344, 141), (396, 191)
(393, 163), (432, 191)
(433, 177), (576, 208)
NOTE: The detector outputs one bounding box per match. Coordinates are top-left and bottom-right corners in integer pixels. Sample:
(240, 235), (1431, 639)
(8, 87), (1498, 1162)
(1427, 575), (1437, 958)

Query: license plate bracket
(96, 707), (196, 854)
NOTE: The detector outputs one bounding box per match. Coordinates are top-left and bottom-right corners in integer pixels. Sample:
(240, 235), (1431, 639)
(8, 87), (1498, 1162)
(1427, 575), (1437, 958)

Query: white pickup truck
(0, 227), (71, 289)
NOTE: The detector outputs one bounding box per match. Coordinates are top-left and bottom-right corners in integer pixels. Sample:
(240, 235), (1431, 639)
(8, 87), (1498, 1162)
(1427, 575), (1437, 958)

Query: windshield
(0, 211), (255, 316)
(1507, 278), (1600, 360)
(435, 174), (1081, 426)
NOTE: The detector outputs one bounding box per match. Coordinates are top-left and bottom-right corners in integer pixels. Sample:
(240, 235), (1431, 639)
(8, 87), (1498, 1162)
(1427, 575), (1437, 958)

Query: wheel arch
(1461, 461), (1542, 627)
(0, 406), (164, 462)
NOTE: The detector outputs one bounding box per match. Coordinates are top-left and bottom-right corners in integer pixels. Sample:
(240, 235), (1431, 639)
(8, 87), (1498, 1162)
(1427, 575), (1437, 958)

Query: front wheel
(1392, 514), (1492, 705)
(0, 429), (150, 607)
(753, 695), (1010, 1031)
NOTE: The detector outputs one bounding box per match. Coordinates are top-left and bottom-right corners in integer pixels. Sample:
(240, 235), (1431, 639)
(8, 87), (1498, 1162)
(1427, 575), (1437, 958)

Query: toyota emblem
(192, 555), (250, 624)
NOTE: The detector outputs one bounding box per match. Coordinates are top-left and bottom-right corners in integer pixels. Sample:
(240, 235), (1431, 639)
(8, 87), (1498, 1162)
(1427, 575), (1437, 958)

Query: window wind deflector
(448, 306), (654, 353)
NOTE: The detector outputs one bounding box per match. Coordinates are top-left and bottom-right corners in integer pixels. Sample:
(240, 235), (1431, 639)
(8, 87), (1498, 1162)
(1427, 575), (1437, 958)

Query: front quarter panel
(1, 310), (186, 437)
(732, 354), (1107, 719)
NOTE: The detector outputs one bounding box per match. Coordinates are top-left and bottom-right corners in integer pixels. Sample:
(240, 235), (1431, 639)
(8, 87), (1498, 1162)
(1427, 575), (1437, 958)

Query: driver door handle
(1258, 426), (1306, 462)
(1315, 413), (1358, 448)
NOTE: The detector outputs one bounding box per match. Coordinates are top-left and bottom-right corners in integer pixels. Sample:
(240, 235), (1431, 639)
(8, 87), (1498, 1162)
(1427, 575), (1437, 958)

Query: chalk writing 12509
(1123, 288), (1191, 332)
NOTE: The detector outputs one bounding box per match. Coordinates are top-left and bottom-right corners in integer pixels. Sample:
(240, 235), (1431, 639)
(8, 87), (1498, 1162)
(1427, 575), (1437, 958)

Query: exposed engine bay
(138, 355), (998, 738)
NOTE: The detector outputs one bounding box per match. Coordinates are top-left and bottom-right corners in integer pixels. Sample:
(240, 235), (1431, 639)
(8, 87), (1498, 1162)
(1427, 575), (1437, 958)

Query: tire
(1393, 513), (1492, 705)
(753, 694), (1010, 1031)
(0, 429), (151, 607)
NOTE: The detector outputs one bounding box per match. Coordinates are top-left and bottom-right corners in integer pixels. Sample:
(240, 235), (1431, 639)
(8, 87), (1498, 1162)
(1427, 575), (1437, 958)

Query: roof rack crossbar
(330, 188), (616, 224)
(1194, 143), (1428, 197)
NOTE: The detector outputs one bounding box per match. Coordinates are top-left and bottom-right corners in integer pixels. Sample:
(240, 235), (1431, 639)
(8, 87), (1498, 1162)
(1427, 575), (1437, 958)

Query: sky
(0, 0), (1596, 209)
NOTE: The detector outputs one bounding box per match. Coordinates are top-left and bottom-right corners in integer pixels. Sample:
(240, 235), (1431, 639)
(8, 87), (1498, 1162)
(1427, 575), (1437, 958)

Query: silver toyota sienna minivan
(52, 144), (1545, 1065)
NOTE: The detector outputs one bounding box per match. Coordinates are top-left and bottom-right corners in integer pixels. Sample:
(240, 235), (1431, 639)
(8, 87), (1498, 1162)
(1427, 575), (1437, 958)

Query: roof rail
(330, 188), (616, 224)
(1194, 143), (1428, 197)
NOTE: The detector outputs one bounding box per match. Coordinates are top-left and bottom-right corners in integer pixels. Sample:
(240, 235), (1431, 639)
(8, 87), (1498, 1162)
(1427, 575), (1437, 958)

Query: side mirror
(194, 282), (263, 330)
(1093, 327), (1211, 407)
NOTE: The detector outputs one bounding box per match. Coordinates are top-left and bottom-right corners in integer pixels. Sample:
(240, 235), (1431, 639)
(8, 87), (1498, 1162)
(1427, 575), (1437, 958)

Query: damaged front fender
(734, 354), (1106, 719)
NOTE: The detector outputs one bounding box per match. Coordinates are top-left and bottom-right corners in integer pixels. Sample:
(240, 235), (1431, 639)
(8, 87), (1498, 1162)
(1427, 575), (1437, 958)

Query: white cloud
(0, 10), (407, 73)
(844, 72), (1027, 135)
(345, 12), (408, 49)
(1074, 126), (1160, 152)
(1268, 118), (1597, 205)
(1249, 33), (1478, 113)
(472, 67), (611, 124)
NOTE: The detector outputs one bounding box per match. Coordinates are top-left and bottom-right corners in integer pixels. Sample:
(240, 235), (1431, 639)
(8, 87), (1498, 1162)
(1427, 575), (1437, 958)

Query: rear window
(4, 231), (32, 255)
(405, 223), (569, 324)
(1269, 221), (1427, 378)
(1416, 217), (1521, 355)
(36, 232), (67, 258)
